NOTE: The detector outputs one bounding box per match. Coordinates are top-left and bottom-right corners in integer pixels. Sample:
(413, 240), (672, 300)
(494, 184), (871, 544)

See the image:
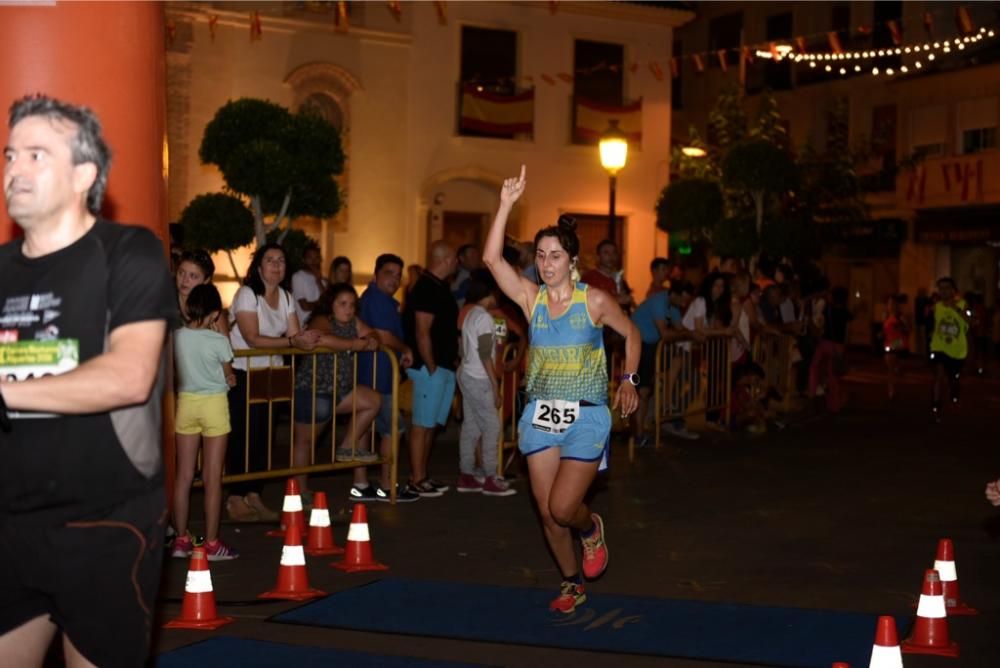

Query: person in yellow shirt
(929, 277), (970, 422)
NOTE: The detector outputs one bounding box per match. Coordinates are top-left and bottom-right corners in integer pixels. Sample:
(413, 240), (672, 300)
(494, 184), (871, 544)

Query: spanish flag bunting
(717, 49), (728, 72)
(669, 58), (679, 78)
(557, 72), (573, 83)
(794, 36), (806, 54)
(208, 14), (219, 41)
(648, 61), (663, 81)
(541, 73), (556, 86)
(250, 11), (262, 41)
(887, 20), (901, 45)
(335, 1), (349, 30)
(857, 24), (872, 35)
(827, 31), (843, 54)
(435, 1), (447, 26)
(923, 11), (934, 37)
(742, 45), (753, 64)
(166, 19), (176, 46)
(956, 6), (974, 35)
(523, 75), (534, 86)
(692, 53), (704, 73)
(387, 1), (402, 21)
(629, 61), (639, 74)
(769, 41), (779, 59)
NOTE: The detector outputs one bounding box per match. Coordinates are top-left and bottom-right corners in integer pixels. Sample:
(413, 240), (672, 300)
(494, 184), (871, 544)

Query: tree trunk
(752, 191), (765, 237)
(251, 195), (266, 247)
(225, 249), (242, 283)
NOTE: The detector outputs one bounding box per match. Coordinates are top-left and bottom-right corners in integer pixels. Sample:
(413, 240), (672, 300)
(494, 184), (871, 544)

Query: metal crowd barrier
(752, 332), (795, 409)
(653, 335), (732, 449)
(222, 344), (401, 504)
(497, 342), (522, 477)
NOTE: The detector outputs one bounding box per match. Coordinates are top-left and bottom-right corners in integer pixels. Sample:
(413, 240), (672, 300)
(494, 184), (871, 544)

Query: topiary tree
(199, 98), (344, 247)
(711, 214), (759, 261)
(655, 178), (724, 241)
(722, 138), (797, 238)
(178, 193), (256, 278)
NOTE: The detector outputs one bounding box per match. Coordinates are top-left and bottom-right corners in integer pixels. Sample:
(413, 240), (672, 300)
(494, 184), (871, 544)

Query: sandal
(245, 492), (280, 522)
(226, 495), (260, 523)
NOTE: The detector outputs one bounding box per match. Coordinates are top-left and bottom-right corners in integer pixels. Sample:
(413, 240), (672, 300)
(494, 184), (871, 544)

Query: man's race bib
(531, 399), (580, 434)
(0, 339), (79, 418)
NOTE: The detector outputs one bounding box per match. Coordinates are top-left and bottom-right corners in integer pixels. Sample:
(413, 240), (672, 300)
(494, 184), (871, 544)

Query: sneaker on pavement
(662, 423), (700, 441)
(171, 534), (193, 559)
(456, 473), (483, 493)
(204, 538), (239, 561)
(425, 478), (450, 493)
(549, 581), (587, 614)
(482, 476), (516, 497)
(349, 484), (379, 502)
(473, 468), (486, 485)
(375, 484), (420, 503)
(581, 513), (609, 579)
(411, 479), (444, 498)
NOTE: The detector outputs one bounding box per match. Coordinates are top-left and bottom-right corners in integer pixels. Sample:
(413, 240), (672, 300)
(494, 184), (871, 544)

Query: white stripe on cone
(280, 545), (306, 566)
(915, 593), (947, 618)
(282, 495), (303, 512)
(933, 559), (957, 581)
(347, 522), (370, 542)
(309, 508), (331, 527)
(185, 569), (214, 594)
(869, 644), (903, 668)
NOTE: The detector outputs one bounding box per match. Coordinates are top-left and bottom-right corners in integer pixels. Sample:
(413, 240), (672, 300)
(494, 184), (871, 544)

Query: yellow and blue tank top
(525, 283), (607, 405)
(930, 299), (969, 359)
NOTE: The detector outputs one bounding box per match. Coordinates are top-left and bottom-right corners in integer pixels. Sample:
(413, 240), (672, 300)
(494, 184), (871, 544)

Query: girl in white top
(225, 243), (321, 522)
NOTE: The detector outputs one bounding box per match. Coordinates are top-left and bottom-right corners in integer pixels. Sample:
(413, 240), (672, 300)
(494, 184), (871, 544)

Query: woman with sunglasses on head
(483, 165), (641, 614)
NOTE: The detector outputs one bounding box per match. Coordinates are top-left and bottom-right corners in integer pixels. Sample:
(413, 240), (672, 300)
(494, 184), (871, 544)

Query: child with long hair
(172, 283), (239, 560)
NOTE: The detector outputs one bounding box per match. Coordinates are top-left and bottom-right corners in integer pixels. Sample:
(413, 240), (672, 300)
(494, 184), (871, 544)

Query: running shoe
(336, 447), (379, 463)
(349, 484), (379, 502)
(456, 473), (483, 493)
(375, 484), (420, 503)
(581, 513), (609, 579)
(411, 479), (444, 498)
(204, 538), (239, 561)
(171, 534), (193, 559)
(425, 478), (451, 493)
(662, 423), (700, 441)
(549, 581), (587, 614)
(482, 476), (516, 497)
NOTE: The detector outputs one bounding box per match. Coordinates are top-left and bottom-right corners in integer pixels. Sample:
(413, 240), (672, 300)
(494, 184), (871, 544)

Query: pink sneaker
(482, 476), (516, 497)
(171, 534), (193, 559)
(204, 538), (239, 562)
(581, 513), (608, 579)
(456, 473), (483, 493)
(549, 581), (586, 614)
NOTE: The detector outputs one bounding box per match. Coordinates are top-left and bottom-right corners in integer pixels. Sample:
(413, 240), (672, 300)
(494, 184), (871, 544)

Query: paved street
(153, 353), (1000, 667)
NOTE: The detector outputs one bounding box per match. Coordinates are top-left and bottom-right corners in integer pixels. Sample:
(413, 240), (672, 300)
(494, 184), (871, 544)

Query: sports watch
(620, 373), (640, 386)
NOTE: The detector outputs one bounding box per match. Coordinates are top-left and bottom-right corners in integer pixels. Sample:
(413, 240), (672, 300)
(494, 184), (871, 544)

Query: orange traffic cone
(267, 478), (307, 538)
(164, 547), (233, 630)
(831, 663), (849, 668)
(332, 503), (389, 573)
(304, 491), (344, 556)
(260, 524), (326, 601)
(868, 616), (903, 668)
(902, 569), (959, 657)
(933, 538), (977, 615)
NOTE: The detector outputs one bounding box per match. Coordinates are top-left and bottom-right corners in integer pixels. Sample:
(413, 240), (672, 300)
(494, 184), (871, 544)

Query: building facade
(671, 0), (999, 344)
(165, 1), (692, 300)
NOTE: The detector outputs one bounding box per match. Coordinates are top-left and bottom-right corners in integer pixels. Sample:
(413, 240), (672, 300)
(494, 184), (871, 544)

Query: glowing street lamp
(599, 119), (628, 240)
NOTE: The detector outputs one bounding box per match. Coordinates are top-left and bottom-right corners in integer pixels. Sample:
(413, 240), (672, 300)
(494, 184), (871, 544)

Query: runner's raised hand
(500, 164), (526, 207)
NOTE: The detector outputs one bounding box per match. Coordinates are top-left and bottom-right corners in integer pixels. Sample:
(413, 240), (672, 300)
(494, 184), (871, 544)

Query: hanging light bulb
(958, 43), (965, 50)
(886, 68), (895, 75)
(933, 42), (940, 48)
(825, 65), (832, 72)
(877, 49), (885, 56)
(872, 66), (880, 75)
(894, 48), (902, 55)
(990, 30), (996, 37)
(900, 65), (908, 73)
(839, 67), (846, 74)
(915, 61), (923, 69)
(854, 65), (861, 72)
(809, 61), (817, 68)
(928, 53), (936, 60)
(904, 47), (912, 53)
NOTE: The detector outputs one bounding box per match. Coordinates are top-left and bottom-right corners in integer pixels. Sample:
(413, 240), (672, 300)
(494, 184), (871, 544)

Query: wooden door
(438, 211), (486, 254)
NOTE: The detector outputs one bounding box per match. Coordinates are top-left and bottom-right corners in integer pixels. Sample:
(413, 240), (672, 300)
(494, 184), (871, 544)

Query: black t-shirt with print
(0, 220), (178, 524)
(403, 271), (459, 371)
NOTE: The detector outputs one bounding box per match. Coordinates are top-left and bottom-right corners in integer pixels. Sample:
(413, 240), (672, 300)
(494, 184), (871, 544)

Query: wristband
(0, 386), (11, 433)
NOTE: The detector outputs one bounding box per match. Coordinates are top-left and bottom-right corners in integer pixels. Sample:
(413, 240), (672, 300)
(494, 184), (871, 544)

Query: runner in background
(882, 294), (910, 401)
(483, 165), (640, 614)
(929, 277), (970, 423)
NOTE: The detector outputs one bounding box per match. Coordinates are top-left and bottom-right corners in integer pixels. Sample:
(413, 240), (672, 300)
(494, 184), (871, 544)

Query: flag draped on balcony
(459, 86), (534, 137)
(573, 98), (642, 145)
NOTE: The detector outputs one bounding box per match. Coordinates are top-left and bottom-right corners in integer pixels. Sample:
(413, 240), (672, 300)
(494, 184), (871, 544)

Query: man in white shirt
(291, 242), (326, 326)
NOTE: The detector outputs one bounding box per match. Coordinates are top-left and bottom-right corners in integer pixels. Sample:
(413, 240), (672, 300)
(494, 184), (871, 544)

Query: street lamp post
(599, 119), (628, 241)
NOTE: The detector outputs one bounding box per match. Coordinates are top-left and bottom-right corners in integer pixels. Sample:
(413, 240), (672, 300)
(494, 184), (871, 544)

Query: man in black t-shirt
(0, 95), (177, 667)
(402, 240), (459, 497)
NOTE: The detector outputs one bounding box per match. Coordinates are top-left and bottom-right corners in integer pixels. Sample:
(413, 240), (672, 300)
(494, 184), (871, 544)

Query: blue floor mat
(271, 578), (909, 668)
(154, 636), (483, 667)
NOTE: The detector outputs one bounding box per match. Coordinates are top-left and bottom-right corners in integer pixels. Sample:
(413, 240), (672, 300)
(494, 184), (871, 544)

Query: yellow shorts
(175, 392), (231, 437)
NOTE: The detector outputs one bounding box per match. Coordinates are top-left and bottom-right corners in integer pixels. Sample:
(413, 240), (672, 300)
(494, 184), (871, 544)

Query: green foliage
(671, 126), (719, 180)
(750, 90), (787, 149)
(707, 81), (747, 156)
(722, 139), (797, 194)
(266, 226), (318, 277)
(178, 193), (255, 252)
(655, 178), (723, 236)
(761, 210), (821, 262)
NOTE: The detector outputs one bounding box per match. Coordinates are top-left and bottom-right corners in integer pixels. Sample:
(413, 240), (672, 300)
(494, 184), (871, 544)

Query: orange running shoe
(549, 580), (586, 614)
(581, 513), (608, 579)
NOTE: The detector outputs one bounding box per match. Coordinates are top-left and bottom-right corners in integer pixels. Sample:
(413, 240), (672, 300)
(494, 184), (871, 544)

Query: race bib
(531, 399), (579, 434)
(0, 339), (79, 418)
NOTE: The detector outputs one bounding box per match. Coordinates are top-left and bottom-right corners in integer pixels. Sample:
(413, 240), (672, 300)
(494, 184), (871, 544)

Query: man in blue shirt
(631, 281), (693, 445)
(357, 254), (420, 502)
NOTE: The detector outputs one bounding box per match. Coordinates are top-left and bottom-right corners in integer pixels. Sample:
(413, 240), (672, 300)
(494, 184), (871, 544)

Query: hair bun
(557, 215), (577, 233)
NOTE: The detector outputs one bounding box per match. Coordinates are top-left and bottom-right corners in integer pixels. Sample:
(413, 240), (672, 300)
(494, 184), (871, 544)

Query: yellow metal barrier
(752, 333), (796, 410)
(653, 335), (732, 448)
(223, 344), (401, 504)
(496, 343), (521, 477)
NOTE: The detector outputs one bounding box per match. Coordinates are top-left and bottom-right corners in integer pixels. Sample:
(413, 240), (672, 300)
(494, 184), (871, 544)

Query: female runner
(483, 165), (640, 613)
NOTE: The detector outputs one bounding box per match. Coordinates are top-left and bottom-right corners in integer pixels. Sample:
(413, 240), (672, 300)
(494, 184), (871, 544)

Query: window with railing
(457, 26), (532, 139)
(958, 97), (998, 154)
